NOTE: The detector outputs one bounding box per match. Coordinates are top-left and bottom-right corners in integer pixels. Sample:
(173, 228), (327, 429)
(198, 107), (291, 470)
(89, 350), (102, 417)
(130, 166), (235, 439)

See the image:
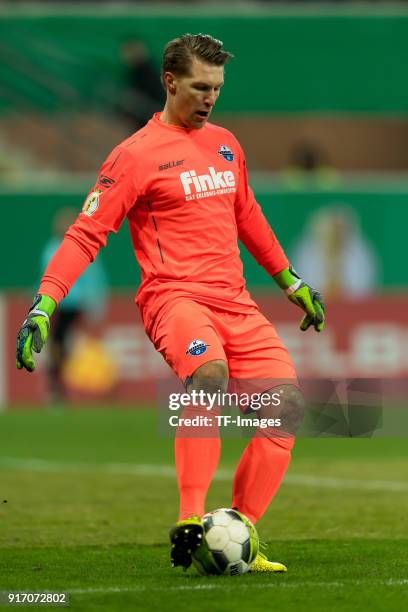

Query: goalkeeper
(16, 33), (324, 573)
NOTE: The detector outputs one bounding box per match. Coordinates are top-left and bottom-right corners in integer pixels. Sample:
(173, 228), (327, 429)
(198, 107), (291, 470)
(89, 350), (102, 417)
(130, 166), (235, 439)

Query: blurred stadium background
(1, 0), (408, 405)
(0, 3), (407, 608)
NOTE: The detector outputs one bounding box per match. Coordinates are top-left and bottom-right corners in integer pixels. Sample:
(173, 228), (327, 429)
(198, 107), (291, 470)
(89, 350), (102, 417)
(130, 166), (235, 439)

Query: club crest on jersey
(186, 339), (209, 356)
(82, 189), (102, 216)
(179, 166), (236, 201)
(218, 144), (234, 162)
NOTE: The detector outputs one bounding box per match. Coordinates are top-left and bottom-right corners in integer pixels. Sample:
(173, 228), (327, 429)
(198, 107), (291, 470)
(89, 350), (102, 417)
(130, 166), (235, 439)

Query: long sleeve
(234, 144), (288, 276)
(39, 145), (139, 303)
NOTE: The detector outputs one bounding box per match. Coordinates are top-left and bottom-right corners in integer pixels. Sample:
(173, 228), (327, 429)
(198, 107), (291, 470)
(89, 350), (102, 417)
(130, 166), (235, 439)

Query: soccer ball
(192, 508), (259, 576)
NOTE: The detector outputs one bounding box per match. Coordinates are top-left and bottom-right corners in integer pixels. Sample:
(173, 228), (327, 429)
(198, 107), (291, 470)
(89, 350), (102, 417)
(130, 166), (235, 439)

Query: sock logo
(180, 166), (236, 201)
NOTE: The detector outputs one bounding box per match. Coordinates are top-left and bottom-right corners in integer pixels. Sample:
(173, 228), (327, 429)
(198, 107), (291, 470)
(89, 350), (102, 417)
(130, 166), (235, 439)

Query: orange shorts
(151, 299), (296, 386)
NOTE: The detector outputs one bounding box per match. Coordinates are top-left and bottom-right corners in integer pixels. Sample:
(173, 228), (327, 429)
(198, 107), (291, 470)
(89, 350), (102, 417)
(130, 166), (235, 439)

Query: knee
(187, 359), (228, 395)
(277, 384), (305, 433)
(259, 384), (304, 434)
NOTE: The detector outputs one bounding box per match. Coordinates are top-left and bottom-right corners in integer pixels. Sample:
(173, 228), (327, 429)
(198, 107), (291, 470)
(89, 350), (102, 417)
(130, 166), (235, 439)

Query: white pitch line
(69, 579), (408, 595)
(69, 582), (345, 594)
(0, 457), (407, 493)
(283, 474), (408, 493)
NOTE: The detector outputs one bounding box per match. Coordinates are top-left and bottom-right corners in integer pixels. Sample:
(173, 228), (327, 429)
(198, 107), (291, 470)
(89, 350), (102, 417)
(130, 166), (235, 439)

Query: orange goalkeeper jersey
(40, 113), (288, 333)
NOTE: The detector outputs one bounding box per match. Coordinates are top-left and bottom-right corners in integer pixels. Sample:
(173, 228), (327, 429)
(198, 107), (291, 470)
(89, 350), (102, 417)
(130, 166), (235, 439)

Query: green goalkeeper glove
(16, 294), (56, 372)
(274, 266), (325, 332)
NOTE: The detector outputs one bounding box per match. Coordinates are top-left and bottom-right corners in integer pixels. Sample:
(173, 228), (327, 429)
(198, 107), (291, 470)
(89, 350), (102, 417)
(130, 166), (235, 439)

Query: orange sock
(232, 430), (294, 524)
(175, 406), (221, 520)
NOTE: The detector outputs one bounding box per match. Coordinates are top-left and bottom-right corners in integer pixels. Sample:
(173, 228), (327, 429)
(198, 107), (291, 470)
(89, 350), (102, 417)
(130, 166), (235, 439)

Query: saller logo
(159, 159), (184, 171)
(180, 166), (236, 201)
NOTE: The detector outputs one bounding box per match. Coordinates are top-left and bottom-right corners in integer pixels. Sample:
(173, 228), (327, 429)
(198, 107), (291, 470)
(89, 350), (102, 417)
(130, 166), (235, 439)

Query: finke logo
(180, 166), (236, 201)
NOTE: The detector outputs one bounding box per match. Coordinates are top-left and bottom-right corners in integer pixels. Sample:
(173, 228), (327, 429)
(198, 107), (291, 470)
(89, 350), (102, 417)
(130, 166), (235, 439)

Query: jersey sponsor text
(180, 166), (236, 201)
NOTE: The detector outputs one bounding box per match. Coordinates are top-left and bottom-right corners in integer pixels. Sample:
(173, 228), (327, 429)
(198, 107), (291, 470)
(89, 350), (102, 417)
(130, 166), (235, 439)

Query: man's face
(165, 57), (224, 129)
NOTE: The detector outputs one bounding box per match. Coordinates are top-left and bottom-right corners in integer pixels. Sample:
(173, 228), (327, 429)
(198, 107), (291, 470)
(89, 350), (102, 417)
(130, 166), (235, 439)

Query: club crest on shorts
(186, 339), (209, 356)
(218, 144), (234, 162)
(82, 189), (102, 216)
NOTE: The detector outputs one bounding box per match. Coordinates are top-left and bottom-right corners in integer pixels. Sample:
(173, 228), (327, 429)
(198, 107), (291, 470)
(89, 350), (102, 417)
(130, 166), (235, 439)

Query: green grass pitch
(0, 408), (407, 611)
